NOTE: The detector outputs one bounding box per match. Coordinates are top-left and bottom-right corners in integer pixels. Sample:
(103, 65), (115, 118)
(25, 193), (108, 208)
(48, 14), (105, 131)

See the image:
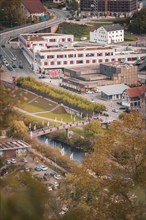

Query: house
(96, 83), (129, 100)
(21, 0), (47, 19)
(0, 139), (31, 159)
(90, 24), (124, 45)
(122, 86), (146, 109)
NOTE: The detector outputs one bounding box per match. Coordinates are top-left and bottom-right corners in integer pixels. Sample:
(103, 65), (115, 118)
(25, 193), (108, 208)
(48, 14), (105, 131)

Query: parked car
(12, 64), (17, 68)
(40, 165), (48, 171)
(21, 158), (28, 163)
(34, 166), (42, 171)
(1, 44), (5, 48)
(19, 64), (23, 69)
(50, 172), (57, 177)
(12, 57), (16, 61)
(6, 159), (11, 164)
(11, 158), (16, 164)
(54, 174), (62, 180)
(86, 90), (93, 94)
(48, 186), (53, 191)
(112, 108), (119, 113)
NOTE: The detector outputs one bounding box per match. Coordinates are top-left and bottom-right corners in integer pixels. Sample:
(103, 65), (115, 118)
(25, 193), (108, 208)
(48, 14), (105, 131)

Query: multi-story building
(90, 24), (124, 44)
(80, 0), (138, 17)
(18, 33), (145, 73)
(100, 62), (138, 85)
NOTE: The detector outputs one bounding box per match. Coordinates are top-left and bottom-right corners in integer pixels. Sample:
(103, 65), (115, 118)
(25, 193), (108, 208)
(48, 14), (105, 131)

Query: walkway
(14, 106), (66, 124)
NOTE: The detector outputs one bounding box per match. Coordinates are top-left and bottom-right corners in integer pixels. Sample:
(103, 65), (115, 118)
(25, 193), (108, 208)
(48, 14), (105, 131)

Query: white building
(97, 83), (129, 100)
(90, 24), (124, 45)
(18, 33), (145, 73)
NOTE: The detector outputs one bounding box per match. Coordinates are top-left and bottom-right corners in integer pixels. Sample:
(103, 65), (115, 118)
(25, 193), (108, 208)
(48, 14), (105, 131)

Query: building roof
(103, 24), (124, 32)
(0, 139), (31, 151)
(126, 86), (146, 98)
(91, 24), (123, 32)
(97, 83), (129, 96)
(21, 0), (47, 13)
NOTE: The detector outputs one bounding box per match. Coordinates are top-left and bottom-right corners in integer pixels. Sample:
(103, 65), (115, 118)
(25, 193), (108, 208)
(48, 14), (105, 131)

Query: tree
(128, 8), (146, 34)
(0, 85), (16, 129)
(9, 120), (28, 139)
(59, 112), (146, 220)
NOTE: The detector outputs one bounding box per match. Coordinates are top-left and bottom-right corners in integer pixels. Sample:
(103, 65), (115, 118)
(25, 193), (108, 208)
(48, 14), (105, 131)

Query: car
(54, 174), (62, 180)
(21, 158), (28, 163)
(19, 64), (23, 69)
(12, 57), (16, 61)
(12, 64), (17, 68)
(1, 44), (5, 48)
(86, 90), (93, 94)
(5, 62), (9, 67)
(40, 165), (48, 171)
(38, 75), (46, 79)
(6, 159), (11, 165)
(112, 109), (119, 113)
(91, 99), (95, 103)
(53, 181), (59, 187)
(117, 101), (122, 105)
(7, 65), (13, 71)
(50, 172), (57, 177)
(119, 106), (126, 110)
(11, 158), (16, 164)
(48, 186), (53, 191)
(34, 166), (42, 171)
(44, 172), (51, 178)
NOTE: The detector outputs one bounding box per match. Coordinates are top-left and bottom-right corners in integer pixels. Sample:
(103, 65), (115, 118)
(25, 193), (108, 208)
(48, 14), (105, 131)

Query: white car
(6, 159), (11, 164)
(40, 165), (48, 171)
(112, 109), (119, 113)
(11, 158), (16, 164)
(86, 90), (93, 94)
(54, 174), (62, 180)
(48, 186), (53, 191)
(12, 57), (16, 61)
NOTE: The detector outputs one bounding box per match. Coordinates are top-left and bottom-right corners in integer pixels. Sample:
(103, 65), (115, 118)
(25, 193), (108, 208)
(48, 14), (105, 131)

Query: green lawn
(21, 103), (45, 113)
(124, 33), (137, 41)
(36, 112), (80, 123)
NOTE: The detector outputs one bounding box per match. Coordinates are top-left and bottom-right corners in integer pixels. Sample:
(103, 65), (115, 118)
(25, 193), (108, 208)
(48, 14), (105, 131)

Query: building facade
(100, 62), (138, 85)
(90, 24), (124, 44)
(18, 33), (145, 73)
(122, 86), (146, 109)
(80, 0), (138, 17)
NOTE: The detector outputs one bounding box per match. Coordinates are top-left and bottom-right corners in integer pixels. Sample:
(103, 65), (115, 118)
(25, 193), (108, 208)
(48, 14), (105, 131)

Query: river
(38, 136), (85, 163)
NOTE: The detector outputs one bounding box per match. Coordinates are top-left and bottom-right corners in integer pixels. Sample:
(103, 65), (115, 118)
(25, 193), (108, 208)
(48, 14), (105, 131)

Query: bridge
(30, 119), (92, 138)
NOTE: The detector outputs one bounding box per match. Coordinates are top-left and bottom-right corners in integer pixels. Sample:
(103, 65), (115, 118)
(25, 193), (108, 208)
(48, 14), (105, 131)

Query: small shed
(0, 139), (31, 159)
(97, 83), (129, 100)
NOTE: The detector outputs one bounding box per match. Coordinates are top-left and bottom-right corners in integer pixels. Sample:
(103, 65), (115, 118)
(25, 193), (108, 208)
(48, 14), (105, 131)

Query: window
(86, 60), (90, 63)
(78, 54), (83, 57)
(44, 61), (47, 65)
(92, 60), (96, 63)
(64, 61), (67, 64)
(57, 61), (61, 65)
(70, 61), (73, 64)
(76, 60), (83, 64)
(50, 61), (54, 65)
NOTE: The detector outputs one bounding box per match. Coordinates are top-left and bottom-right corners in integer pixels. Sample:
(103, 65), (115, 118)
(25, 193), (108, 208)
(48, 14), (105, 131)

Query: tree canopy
(59, 112), (146, 220)
(128, 8), (146, 34)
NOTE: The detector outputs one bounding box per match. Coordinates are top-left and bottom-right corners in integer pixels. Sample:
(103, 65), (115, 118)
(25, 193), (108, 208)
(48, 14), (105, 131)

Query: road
(0, 8), (70, 80)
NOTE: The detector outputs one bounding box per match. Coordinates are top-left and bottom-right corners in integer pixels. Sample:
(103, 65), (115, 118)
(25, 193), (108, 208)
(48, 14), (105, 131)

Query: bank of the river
(38, 136), (86, 163)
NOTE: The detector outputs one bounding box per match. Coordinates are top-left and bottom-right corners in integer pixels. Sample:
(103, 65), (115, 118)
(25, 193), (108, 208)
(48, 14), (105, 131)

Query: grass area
(124, 33), (137, 41)
(21, 103), (46, 113)
(37, 112), (80, 123)
(15, 88), (81, 123)
(56, 22), (91, 40)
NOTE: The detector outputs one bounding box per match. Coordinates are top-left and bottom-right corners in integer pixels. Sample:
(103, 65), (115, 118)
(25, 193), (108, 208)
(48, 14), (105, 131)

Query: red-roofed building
(122, 86), (146, 110)
(21, 0), (47, 19)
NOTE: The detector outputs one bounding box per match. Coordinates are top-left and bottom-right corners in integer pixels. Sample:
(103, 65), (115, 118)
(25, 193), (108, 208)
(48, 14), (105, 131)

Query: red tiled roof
(22, 0), (47, 13)
(126, 86), (146, 98)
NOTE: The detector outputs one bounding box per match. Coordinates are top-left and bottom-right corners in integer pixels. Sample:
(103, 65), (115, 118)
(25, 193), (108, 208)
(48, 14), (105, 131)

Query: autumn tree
(59, 112), (146, 220)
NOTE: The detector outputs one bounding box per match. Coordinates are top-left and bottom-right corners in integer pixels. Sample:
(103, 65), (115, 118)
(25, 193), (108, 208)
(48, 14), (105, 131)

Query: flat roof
(97, 83), (129, 96)
(0, 139), (31, 151)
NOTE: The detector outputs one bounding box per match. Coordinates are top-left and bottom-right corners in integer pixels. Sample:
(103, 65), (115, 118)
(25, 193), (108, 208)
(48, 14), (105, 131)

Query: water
(38, 136), (85, 163)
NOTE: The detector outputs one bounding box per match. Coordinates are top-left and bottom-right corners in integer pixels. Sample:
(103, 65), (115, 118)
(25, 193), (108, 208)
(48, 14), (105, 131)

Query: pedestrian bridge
(30, 119), (92, 138)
